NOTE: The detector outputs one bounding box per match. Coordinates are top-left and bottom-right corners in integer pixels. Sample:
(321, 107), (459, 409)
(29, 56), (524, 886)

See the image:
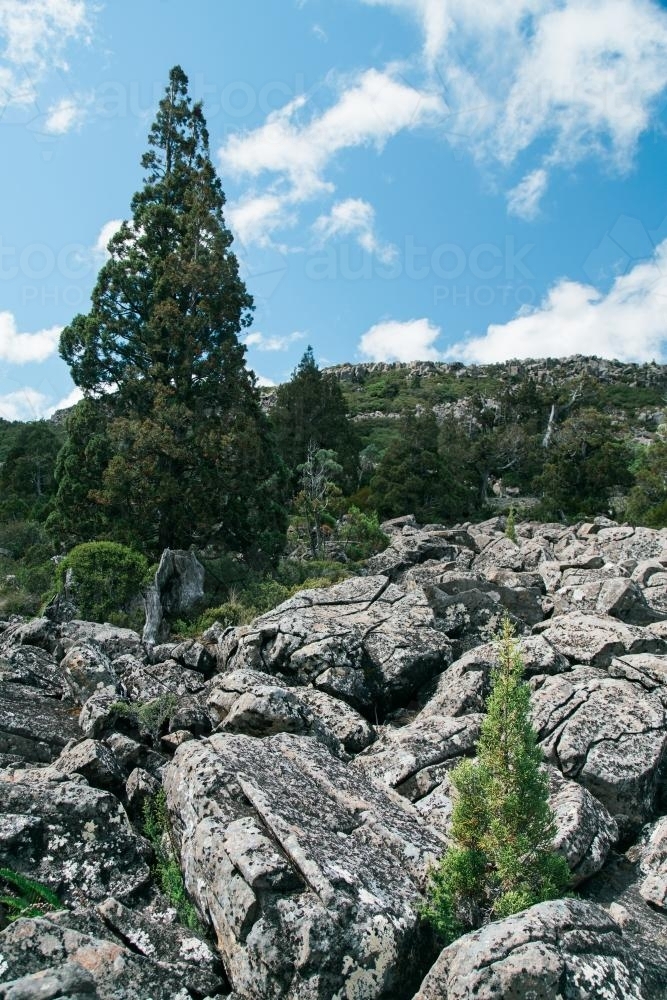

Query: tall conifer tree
(53, 67), (286, 560)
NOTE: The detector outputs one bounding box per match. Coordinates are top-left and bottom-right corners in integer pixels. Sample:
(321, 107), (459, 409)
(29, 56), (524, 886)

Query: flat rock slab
(531, 667), (667, 836)
(414, 899), (666, 999)
(164, 732), (445, 1000)
(219, 576), (452, 715)
(533, 612), (665, 666)
(0, 767), (150, 906)
(0, 684), (81, 763)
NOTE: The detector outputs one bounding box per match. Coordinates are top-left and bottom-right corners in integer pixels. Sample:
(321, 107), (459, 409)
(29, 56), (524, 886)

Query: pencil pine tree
(423, 616), (570, 942)
(54, 66), (286, 561)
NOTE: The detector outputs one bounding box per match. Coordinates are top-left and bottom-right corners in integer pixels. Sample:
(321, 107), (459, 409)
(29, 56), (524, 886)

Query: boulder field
(1, 515), (667, 998)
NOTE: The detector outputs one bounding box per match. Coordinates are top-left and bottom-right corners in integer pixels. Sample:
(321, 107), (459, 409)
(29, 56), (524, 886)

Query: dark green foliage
(338, 506), (388, 560)
(142, 792), (202, 931)
(56, 541), (149, 622)
(0, 421), (62, 521)
(370, 411), (469, 523)
(422, 617), (570, 943)
(626, 432), (667, 527)
(505, 507), (517, 543)
(55, 66), (286, 560)
(0, 868), (63, 924)
(535, 408), (633, 519)
(271, 347), (361, 491)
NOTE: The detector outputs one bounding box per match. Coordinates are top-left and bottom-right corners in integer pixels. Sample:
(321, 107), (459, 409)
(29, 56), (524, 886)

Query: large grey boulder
(143, 549), (206, 646)
(218, 576), (452, 715)
(414, 899), (666, 999)
(354, 713), (481, 804)
(164, 732), (444, 1000)
(637, 816), (667, 911)
(0, 684), (80, 763)
(548, 768), (619, 885)
(0, 908), (223, 1000)
(59, 620), (144, 660)
(0, 644), (65, 697)
(418, 634), (569, 719)
(365, 523), (478, 580)
(0, 766), (150, 905)
(60, 643), (117, 704)
(531, 667), (667, 836)
(207, 669), (372, 753)
(533, 611), (666, 666)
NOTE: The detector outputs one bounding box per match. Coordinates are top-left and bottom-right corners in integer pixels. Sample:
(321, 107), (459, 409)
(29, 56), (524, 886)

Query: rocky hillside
(1, 515), (667, 997)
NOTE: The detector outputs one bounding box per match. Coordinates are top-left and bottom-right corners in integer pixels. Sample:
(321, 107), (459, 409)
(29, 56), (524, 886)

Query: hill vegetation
(0, 67), (665, 626)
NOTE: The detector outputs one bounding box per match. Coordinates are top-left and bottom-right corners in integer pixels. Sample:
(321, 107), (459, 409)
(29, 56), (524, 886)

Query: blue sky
(1, 0), (667, 420)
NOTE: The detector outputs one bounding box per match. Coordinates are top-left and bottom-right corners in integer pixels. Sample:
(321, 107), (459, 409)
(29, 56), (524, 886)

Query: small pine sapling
(422, 616), (570, 942)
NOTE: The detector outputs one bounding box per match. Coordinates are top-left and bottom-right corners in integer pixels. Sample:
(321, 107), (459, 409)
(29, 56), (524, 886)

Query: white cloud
(220, 68), (445, 245)
(507, 168), (549, 220)
(44, 94), (87, 134)
(313, 198), (398, 263)
(244, 331), (304, 352)
(228, 194), (296, 248)
(254, 373), (276, 387)
(312, 23), (328, 41)
(93, 219), (124, 258)
(221, 69), (444, 198)
(448, 238), (667, 364)
(361, 0), (667, 189)
(45, 385), (83, 415)
(0, 387), (49, 421)
(361, 0), (452, 67)
(0, 0), (93, 108)
(359, 318), (444, 362)
(0, 312), (61, 363)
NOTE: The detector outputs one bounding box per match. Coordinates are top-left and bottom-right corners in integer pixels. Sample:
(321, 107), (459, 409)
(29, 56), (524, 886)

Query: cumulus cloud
(0, 387), (50, 421)
(227, 194), (297, 248)
(244, 331), (304, 352)
(253, 373), (277, 387)
(507, 168), (549, 220)
(313, 198), (398, 263)
(221, 68), (444, 245)
(448, 238), (667, 364)
(45, 385), (83, 415)
(0, 0), (93, 113)
(361, 0), (667, 194)
(93, 219), (124, 258)
(44, 94), (88, 134)
(0, 312), (62, 363)
(358, 318), (444, 362)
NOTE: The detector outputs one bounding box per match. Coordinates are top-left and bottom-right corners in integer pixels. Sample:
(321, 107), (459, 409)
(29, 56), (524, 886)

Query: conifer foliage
(53, 67), (285, 560)
(423, 617), (570, 942)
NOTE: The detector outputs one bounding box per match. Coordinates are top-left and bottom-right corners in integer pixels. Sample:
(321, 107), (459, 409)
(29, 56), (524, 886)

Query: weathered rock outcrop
(414, 899), (667, 999)
(1, 515), (667, 998)
(164, 733), (443, 999)
(218, 575), (452, 716)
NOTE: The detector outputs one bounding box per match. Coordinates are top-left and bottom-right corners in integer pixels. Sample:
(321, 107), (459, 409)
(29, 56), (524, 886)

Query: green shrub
(142, 791), (202, 931)
(110, 694), (178, 746)
(338, 506), (388, 560)
(422, 617), (570, 943)
(57, 541), (150, 622)
(504, 507), (517, 543)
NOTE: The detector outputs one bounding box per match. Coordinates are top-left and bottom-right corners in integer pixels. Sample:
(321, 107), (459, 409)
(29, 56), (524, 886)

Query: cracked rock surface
(1, 516), (667, 998)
